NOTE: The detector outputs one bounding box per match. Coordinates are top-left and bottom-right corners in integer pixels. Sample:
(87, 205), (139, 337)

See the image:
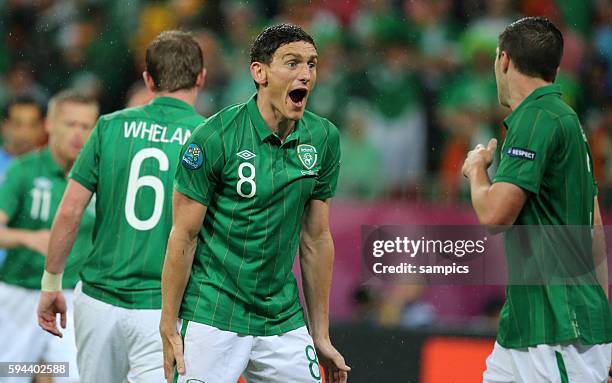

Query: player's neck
(256, 94), (296, 142)
(49, 144), (73, 174)
(154, 88), (198, 106)
(2, 141), (23, 156)
(507, 74), (551, 111)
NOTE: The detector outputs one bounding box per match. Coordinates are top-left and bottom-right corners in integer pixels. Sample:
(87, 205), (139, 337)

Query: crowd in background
(1, 0), (612, 329)
(2, 0), (612, 202)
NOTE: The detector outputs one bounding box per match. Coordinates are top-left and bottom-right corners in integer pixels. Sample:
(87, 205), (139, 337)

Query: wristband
(41, 270), (63, 292)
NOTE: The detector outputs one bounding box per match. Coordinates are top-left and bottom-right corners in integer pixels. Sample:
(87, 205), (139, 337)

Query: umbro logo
(236, 150), (256, 160)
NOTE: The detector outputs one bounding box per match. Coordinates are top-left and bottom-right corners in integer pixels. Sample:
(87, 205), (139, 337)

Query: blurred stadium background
(2, 0), (612, 381)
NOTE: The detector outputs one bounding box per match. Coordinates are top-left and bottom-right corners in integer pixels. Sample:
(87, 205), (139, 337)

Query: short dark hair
(145, 30), (203, 92)
(499, 17), (563, 82)
(250, 23), (316, 64)
(4, 95), (44, 120)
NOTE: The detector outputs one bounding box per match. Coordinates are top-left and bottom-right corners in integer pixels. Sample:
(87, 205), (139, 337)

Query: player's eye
(287, 61), (297, 69)
(308, 62), (316, 70)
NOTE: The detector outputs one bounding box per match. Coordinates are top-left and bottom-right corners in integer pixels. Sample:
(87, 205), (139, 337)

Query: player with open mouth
(161, 24), (349, 383)
(288, 87), (309, 110)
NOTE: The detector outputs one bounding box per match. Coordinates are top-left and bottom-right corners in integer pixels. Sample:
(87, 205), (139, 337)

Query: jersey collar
(503, 84), (562, 129)
(149, 96), (195, 111)
(246, 93), (301, 145)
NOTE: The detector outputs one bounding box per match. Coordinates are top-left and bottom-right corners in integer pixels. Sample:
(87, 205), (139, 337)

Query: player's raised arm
(299, 199), (350, 383)
(160, 190), (207, 382)
(38, 179), (92, 337)
(462, 138), (527, 232)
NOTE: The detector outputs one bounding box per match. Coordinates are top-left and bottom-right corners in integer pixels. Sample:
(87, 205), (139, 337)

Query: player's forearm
(161, 230), (197, 322)
(46, 206), (83, 273)
(593, 212), (608, 297)
(468, 167), (514, 234)
(299, 231), (334, 342)
(0, 227), (36, 249)
(594, 256), (608, 298)
(468, 166), (494, 224)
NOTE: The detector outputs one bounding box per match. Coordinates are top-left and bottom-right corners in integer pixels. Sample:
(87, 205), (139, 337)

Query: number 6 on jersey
(125, 148), (169, 230)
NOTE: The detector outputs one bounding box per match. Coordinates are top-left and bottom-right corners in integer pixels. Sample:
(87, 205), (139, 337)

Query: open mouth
(288, 88), (308, 108)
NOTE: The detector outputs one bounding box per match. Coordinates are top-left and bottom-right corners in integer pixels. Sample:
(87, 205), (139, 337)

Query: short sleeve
(494, 109), (557, 194)
(174, 121), (225, 206)
(69, 118), (103, 192)
(311, 121), (341, 200)
(0, 161), (24, 220)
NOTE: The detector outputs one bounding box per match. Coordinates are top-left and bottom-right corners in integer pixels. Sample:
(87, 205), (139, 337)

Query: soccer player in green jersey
(160, 24), (350, 383)
(462, 17), (612, 382)
(0, 95), (47, 265)
(37, 31), (206, 383)
(0, 89), (98, 382)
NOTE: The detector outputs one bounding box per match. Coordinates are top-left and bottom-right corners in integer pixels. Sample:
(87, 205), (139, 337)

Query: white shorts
(177, 320), (323, 383)
(0, 282), (79, 382)
(73, 282), (164, 383)
(483, 340), (612, 383)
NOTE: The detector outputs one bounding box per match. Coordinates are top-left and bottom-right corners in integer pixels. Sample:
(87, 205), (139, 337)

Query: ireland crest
(297, 144), (317, 170)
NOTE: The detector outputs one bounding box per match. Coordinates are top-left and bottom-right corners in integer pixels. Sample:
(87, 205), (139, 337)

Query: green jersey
(493, 84), (612, 348)
(0, 148), (95, 289)
(70, 97), (205, 309)
(175, 94), (341, 336)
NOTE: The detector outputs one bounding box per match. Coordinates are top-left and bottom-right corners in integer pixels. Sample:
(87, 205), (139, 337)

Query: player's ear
(250, 62), (267, 88)
(196, 68), (206, 89)
(142, 71), (156, 93)
(500, 51), (510, 74)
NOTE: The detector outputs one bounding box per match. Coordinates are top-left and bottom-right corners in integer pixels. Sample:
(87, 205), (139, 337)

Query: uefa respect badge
(182, 143), (204, 170)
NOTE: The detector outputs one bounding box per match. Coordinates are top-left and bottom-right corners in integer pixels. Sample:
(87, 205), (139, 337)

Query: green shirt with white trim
(69, 97), (205, 308)
(493, 84), (612, 348)
(0, 148), (95, 289)
(175, 94), (341, 336)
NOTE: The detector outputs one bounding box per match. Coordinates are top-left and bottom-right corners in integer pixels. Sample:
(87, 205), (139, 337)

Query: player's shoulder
(301, 110), (339, 141)
(12, 148), (45, 168)
(99, 105), (148, 123)
(99, 104), (205, 138)
(4, 149), (45, 181)
(190, 101), (246, 140)
(526, 92), (576, 120)
(522, 100), (578, 135)
(92, 106), (146, 135)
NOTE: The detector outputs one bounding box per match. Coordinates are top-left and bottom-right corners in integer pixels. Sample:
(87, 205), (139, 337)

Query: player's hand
(160, 319), (185, 383)
(314, 338), (350, 383)
(462, 138), (498, 178)
(37, 291), (67, 337)
(24, 230), (51, 256)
